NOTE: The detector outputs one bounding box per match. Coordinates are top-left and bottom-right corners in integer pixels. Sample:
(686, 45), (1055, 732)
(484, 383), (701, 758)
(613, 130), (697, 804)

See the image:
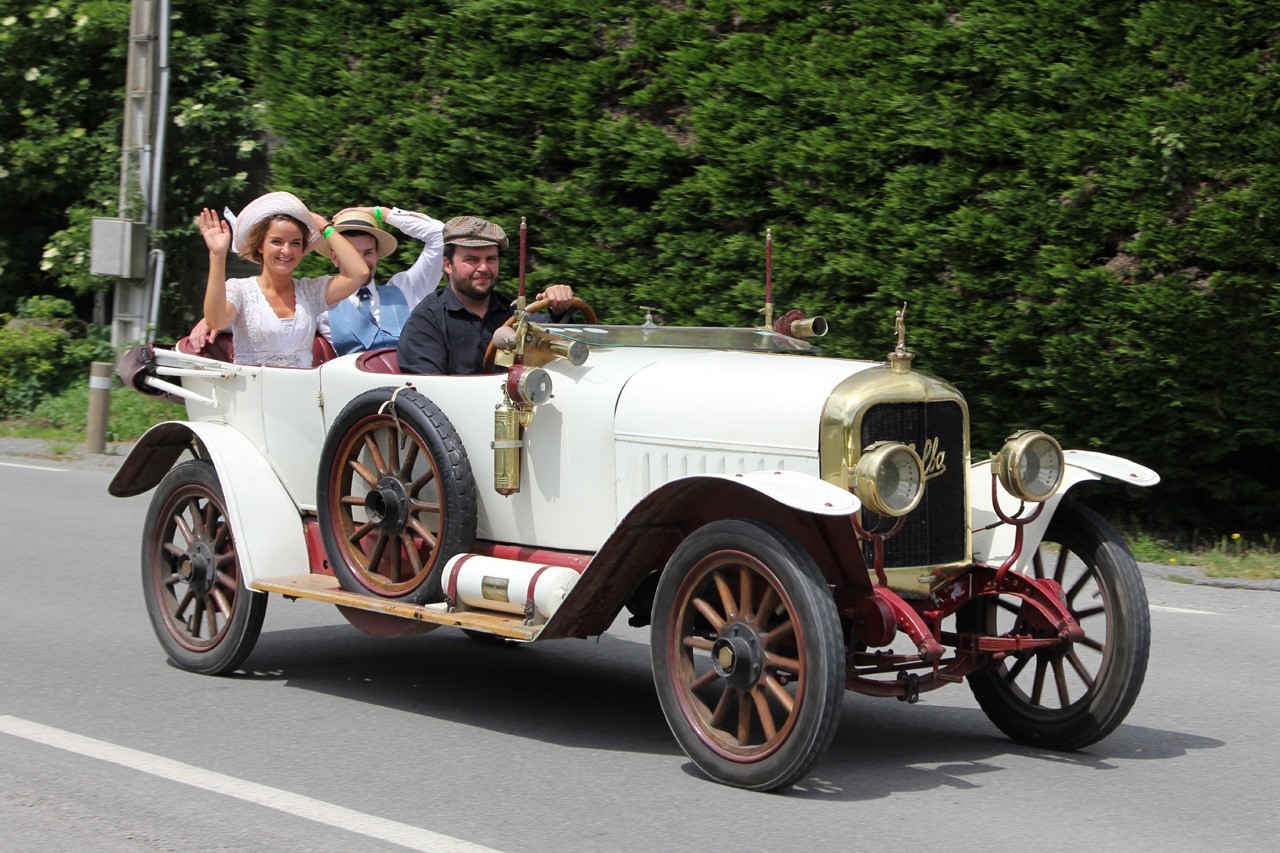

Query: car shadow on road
(231, 622), (1224, 801)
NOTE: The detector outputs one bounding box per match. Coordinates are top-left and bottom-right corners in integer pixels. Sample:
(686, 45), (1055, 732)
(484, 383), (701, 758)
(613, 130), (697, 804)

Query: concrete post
(86, 362), (114, 454)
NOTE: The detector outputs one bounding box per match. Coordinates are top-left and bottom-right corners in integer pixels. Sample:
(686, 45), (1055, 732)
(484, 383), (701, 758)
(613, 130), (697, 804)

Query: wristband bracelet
(322, 225), (336, 239)
(373, 206), (385, 226)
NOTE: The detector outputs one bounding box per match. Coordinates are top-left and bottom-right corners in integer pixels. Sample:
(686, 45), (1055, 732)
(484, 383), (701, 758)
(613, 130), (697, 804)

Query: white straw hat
(232, 191), (321, 259)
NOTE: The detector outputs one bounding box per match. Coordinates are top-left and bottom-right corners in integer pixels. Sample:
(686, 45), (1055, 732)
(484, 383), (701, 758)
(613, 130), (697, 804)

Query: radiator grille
(859, 401), (967, 568)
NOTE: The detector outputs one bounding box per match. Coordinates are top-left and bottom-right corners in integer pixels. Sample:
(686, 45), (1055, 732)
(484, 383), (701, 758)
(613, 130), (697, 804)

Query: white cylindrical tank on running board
(442, 554), (581, 622)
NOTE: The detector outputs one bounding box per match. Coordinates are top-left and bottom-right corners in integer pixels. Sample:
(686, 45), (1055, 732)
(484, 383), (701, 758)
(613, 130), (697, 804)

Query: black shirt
(397, 287), (517, 375)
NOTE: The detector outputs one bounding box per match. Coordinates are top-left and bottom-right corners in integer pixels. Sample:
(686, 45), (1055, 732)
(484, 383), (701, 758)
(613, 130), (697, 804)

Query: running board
(251, 574), (541, 641)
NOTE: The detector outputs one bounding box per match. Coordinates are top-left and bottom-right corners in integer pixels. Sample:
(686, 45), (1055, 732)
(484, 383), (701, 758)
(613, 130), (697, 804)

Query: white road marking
(0, 715), (501, 853)
(1150, 604), (1221, 615)
(0, 461), (65, 472)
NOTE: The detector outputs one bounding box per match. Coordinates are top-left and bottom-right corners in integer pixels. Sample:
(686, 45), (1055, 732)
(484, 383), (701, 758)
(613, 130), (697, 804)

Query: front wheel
(959, 502), (1150, 749)
(141, 460), (267, 675)
(651, 519), (844, 791)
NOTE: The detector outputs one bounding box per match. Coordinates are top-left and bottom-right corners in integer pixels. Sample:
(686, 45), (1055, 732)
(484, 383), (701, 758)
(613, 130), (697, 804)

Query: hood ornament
(888, 303), (915, 373)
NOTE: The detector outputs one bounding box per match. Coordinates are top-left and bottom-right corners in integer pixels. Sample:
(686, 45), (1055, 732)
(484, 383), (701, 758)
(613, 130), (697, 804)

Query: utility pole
(93, 0), (170, 347)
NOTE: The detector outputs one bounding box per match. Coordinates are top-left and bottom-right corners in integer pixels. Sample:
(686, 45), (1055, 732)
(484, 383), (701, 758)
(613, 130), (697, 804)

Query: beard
(451, 269), (497, 302)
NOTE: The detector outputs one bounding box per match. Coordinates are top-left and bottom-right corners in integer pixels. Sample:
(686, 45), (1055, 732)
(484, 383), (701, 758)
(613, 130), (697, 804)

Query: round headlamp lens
(854, 442), (924, 517)
(995, 431), (1063, 502)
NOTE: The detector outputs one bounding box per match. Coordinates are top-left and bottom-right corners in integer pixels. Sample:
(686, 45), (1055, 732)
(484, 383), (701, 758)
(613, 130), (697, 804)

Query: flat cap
(443, 215), (508, 250)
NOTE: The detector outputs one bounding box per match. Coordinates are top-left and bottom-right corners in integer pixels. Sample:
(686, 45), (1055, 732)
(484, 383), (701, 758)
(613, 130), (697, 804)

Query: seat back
(177, 331), (235, 362)
(357, 348), (402, 374)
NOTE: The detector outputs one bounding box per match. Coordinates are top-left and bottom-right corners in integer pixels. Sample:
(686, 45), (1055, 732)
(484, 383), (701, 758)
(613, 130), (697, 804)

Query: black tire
(959, 502), (1150, 749)
(651, 518), (845, 791)
(141, 460), (267, 675)
(318, 387), (476, 604)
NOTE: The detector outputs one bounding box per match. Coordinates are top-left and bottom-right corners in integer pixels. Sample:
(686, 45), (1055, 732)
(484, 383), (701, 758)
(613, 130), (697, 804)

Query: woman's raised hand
(198, 208), (231, 256)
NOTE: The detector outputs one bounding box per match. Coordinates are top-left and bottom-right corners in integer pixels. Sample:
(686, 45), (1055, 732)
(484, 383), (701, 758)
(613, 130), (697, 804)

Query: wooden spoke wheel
(959, 502), (1150, 749)
(141, 460), (266, 675)
(318, 388), (476, 604)
(651, 519), (844, 791)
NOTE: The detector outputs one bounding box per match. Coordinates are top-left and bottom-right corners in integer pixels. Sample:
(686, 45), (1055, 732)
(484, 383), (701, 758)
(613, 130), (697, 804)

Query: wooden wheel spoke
(738, 571), (754, 621)
(683, 636), (714, 652)
(755, 587), (779, 629)
(710, 685), (735, 727)
(712, 571), (738, 621)
(409, 499), (441, 515)
(761, 673), (795, 713)
(1052, 656), (1071, 707)
(162, 542), (186, 561)
(397, 441), (421, 481)
(1005, 652), (1029, 683)
(750, 688), (777, 741)
(764, 651), (800, 675)
(385, 431), (401, 475)
(199, 501), (216, 540)
(1030, 656), (1048, 705)
(761, 617), (795, 646)
(1051, 547), (1068, 584)
(349, 459), (378, 488)
(340, 494), (366, 507)
(348, 519), (377, 546)
(410, 468), (438, 493)
(211, 523), (230, 551)
(737, 692), (752, 745)
(1074, 604), (1106, 621)
(386, 539), (403, 582)
(211, 587), (233, 619)
(174, 589), (194, 620)
(1066, 648), (1095, 689)
(1064, 567), (1093, 606)
(691, 596), (726, 633)
(173, 514), (196, 549)
(1031, 549), (1046, 580)
(1078, 634), (1104, 653)
(367, 531), (390, 571)
(188, 599), (205, 636)
(363, 434), (389, 477)
(407, 518), (438, 552)
(690, 667), (720, 692)
(400, 531), (423, 574)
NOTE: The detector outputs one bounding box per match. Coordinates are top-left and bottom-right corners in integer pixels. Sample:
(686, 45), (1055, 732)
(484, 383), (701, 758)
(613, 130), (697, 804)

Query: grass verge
(1128, 530), (1280, 581)
(0, 382), (184, 449)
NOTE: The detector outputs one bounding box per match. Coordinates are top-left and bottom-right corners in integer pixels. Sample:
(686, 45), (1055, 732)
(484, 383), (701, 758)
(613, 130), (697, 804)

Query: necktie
(356, 287), (375, 325)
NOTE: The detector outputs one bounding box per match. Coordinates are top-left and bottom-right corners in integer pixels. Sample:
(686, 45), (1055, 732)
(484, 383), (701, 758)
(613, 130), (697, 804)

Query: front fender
(110, 421), (307, 585)
(969, 450), (1159, 567)
(539, 470), (861, 640)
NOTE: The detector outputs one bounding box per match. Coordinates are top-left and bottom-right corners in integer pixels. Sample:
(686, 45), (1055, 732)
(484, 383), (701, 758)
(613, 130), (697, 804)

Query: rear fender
(110, 421), (307, 585)
(970, 451), (1159, 568)
(539, 471), (863, 639)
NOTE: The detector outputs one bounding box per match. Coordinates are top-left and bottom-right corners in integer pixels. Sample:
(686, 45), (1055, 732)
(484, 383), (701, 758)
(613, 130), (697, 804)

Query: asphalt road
(2, 450), (1278, 852)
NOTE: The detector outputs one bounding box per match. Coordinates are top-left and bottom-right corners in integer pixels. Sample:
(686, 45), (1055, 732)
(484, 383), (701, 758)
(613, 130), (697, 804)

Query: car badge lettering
(912, 436), (947, 482)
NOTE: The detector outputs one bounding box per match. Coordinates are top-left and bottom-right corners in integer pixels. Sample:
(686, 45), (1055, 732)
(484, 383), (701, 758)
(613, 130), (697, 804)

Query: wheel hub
(711, 622), (764, 690)
(364, 477), (410, 533)
(179, 540), (215, 595)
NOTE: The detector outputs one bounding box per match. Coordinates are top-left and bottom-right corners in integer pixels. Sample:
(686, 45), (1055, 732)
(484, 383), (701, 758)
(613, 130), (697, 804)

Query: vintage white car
(111, 296), (1158, 791)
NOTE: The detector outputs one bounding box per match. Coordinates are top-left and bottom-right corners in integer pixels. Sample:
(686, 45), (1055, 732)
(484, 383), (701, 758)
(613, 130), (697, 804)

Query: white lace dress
(226, 276), (333, 367)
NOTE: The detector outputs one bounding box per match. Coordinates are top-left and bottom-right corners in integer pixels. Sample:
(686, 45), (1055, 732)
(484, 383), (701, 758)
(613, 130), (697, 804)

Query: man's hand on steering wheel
(536, 284), (574, 316)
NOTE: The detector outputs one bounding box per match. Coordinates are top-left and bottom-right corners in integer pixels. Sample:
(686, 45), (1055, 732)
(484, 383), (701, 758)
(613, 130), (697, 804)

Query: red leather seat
(357, 348), (402, 374)
(175, 331), (336, 368)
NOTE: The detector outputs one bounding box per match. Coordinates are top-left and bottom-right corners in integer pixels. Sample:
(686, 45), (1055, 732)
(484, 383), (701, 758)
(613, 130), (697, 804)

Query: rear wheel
(318, 388), (476, 604)
(141, 461), (266, 675)
(959, 502), (1150, 749)
(651, 519), (844, 791)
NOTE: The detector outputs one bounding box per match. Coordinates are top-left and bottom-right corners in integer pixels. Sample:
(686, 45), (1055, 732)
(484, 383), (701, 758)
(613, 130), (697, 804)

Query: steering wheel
(483, 296), (598, 372)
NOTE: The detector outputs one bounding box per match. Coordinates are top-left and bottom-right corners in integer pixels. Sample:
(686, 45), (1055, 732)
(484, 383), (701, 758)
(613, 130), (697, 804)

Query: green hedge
(244, 0), (1278, 532)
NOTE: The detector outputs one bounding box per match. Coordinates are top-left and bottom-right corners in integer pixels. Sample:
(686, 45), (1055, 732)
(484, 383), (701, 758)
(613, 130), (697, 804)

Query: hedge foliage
(245, 0), (1278, 532)
(1, 1), (1276, 533)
